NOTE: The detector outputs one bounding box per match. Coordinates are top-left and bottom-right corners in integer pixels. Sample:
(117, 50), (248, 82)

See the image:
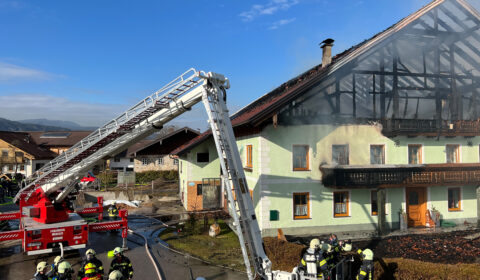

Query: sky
(0, 0), (479, 130)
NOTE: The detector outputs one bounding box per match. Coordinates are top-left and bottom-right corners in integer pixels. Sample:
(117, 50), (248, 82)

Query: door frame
(406, 187), (427, 227)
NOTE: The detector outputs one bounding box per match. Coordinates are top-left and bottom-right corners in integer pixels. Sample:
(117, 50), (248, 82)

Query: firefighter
(109, 247), (133, 280)
(341, 239), (352, 252)
(47, 255), (64, 279)
(34, 261), (49, 280)
(78, 249), (104, 279)
(81, 263), (101, 280)
(356, 248), (374, 280)
(298, 238), (327, 279)
(0, 183), (5, 203)
(57, 260), (74, 280)
(108, 270), (124, 280)
(108, 202), (119, 220)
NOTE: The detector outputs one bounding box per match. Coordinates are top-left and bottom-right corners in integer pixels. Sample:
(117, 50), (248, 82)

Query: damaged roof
(172, 0), (476, 156)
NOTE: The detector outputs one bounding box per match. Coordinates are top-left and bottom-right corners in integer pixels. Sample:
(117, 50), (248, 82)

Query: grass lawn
(159, 218), (245, 269)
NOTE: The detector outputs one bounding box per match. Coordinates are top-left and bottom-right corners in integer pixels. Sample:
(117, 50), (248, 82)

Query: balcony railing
(321, 163), (480, 188)
(380, 119), (480, 137)
(0, 156), (24, 164)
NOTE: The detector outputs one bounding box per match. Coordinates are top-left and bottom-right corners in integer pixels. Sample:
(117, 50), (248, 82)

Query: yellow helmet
(309, 238), (320, 249)
(109, 270), (124, 280)
(362, 248), (374, 261)
(54, 255), (64, 266)
(85, 262), (97, 274)
(37, 261), (48, 272)
(58, 261), (72, 274)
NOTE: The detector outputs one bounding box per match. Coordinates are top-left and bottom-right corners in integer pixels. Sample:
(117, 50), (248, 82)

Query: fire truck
(0, 69), (337, 279)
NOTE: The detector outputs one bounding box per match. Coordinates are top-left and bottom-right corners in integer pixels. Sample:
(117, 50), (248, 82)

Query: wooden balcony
(320, 163), (480, 188)
(0, 156), (24, 164)
(379, 119), (480, 137)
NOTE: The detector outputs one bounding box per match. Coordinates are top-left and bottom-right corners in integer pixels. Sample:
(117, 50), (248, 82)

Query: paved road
(0, 204), (246, 280)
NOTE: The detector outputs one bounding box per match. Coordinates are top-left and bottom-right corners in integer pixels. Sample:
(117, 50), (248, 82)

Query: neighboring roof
(172, 0), (476, 156)
(128, 127), (200, 156)
(28, 131), (93, 147)
(0, 131), (57, 159)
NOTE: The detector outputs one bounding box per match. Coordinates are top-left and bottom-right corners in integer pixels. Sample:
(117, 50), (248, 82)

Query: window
(158, 158), (164, 165)
(8, 164), (13, 171)
(1, 150), (8, 157)
(371, 190), (378, 216)
(246, 145), (253, 168)
(129, 158), (134, 163)
(334, 191), (349, 217)
(174, 159), (179, 165)
(448, 187), (461, 211)
(35, 163), (44, 170)
(113, 157), (120, 163)
(370, 145), (385, 164)
(408, 144), (422, 164)
(197, 184), (203, 195)
(20, 165), (24, 171)
(141, 158), (149, 165)
(293, 145), (309, 171)
(332, 145), (349, 165)
(293, 192), (310, 219)
(15, 151), (23, 158)
(446, 144), (460, 163)
(197, 152), (209, 163)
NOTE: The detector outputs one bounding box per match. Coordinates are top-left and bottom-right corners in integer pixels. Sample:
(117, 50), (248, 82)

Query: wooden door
(406, 187), (426, 227)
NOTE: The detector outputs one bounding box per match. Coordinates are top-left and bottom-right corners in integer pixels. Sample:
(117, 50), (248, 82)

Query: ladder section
(15, 68), (204, 203)
(201, 77), (272, 280)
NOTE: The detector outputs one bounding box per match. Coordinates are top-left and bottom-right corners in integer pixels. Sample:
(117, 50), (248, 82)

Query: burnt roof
(172, 0), (472, 156)
(0, 131), (57, 159)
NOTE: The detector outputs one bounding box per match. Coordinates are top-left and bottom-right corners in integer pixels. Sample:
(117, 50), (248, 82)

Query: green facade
(179, 124), (478, 236)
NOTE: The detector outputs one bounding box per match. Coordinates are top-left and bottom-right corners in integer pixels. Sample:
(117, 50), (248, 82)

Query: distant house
(0, 131), (56, 177)
(28, 131), (92, 155)
(109, 140), (152, 172)
(174, 0), (480, 236)
(128, 127), (200, 172)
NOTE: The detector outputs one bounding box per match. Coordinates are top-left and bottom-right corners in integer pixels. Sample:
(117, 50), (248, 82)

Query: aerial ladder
(0, 68), (302, 279)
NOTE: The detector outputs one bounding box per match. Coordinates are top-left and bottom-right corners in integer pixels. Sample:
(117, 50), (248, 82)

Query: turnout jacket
(299, 248), (328, 278)
(110, 256), (133, 279)
(77, 258), (104, 280)
(357, 260), (374, 280)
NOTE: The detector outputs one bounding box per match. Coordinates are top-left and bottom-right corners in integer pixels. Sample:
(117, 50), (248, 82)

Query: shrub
(135, 170), (179, 184)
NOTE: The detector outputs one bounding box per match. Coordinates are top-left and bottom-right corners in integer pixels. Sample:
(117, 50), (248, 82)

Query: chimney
(320, 38), (334, 67)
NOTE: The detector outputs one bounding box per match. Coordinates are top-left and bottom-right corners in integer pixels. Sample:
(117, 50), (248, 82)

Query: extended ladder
(202, 76), (273, 280)
(15, 68), (206, 203)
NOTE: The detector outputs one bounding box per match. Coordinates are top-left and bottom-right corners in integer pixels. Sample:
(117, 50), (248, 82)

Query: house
(108, 140), (151, 172)
(0, 131), (56, 177)
(173, 0), (480, 236)
(129, 127), (200, 172)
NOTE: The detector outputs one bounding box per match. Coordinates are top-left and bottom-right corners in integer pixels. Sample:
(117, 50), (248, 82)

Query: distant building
(128, 127), (200, 172)
(0, 131), (56, 177)
(27, 131), (92, 155)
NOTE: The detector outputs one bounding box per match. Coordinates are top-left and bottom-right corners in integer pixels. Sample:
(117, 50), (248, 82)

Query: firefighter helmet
(86, 248), (96, 256)
(85, 262), (97, 274)
(58, 261), (72, 274)
(113, 247), (123, 255)
(37, 261), (48, 272)
(109, 270), (123, 280)
(309, 238), (320, 249)
(321, 243), (332, 253)
(54, 255), (64, 266)
(361, 248), (374, 261)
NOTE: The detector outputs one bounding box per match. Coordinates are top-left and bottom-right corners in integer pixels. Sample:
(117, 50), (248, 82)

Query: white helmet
(58, 261), (72, 274)
(309, 238), (320, 249)
(362, 248), (374, 261)
(113, 247), (123, 255)
(109, 270), (124, 280)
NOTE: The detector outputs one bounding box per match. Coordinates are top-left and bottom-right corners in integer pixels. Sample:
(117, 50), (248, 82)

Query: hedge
(135, 170), (178, 184)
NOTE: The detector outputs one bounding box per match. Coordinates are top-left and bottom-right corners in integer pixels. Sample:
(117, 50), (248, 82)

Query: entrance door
(201, 178), (221, 209)
(406, 187), (426, 227)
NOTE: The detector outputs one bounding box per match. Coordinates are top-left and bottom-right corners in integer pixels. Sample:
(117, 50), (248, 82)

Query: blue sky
(0, 0), (478, 129)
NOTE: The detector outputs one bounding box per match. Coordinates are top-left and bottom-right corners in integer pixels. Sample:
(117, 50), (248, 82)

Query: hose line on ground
(128, 229), (163, 280)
